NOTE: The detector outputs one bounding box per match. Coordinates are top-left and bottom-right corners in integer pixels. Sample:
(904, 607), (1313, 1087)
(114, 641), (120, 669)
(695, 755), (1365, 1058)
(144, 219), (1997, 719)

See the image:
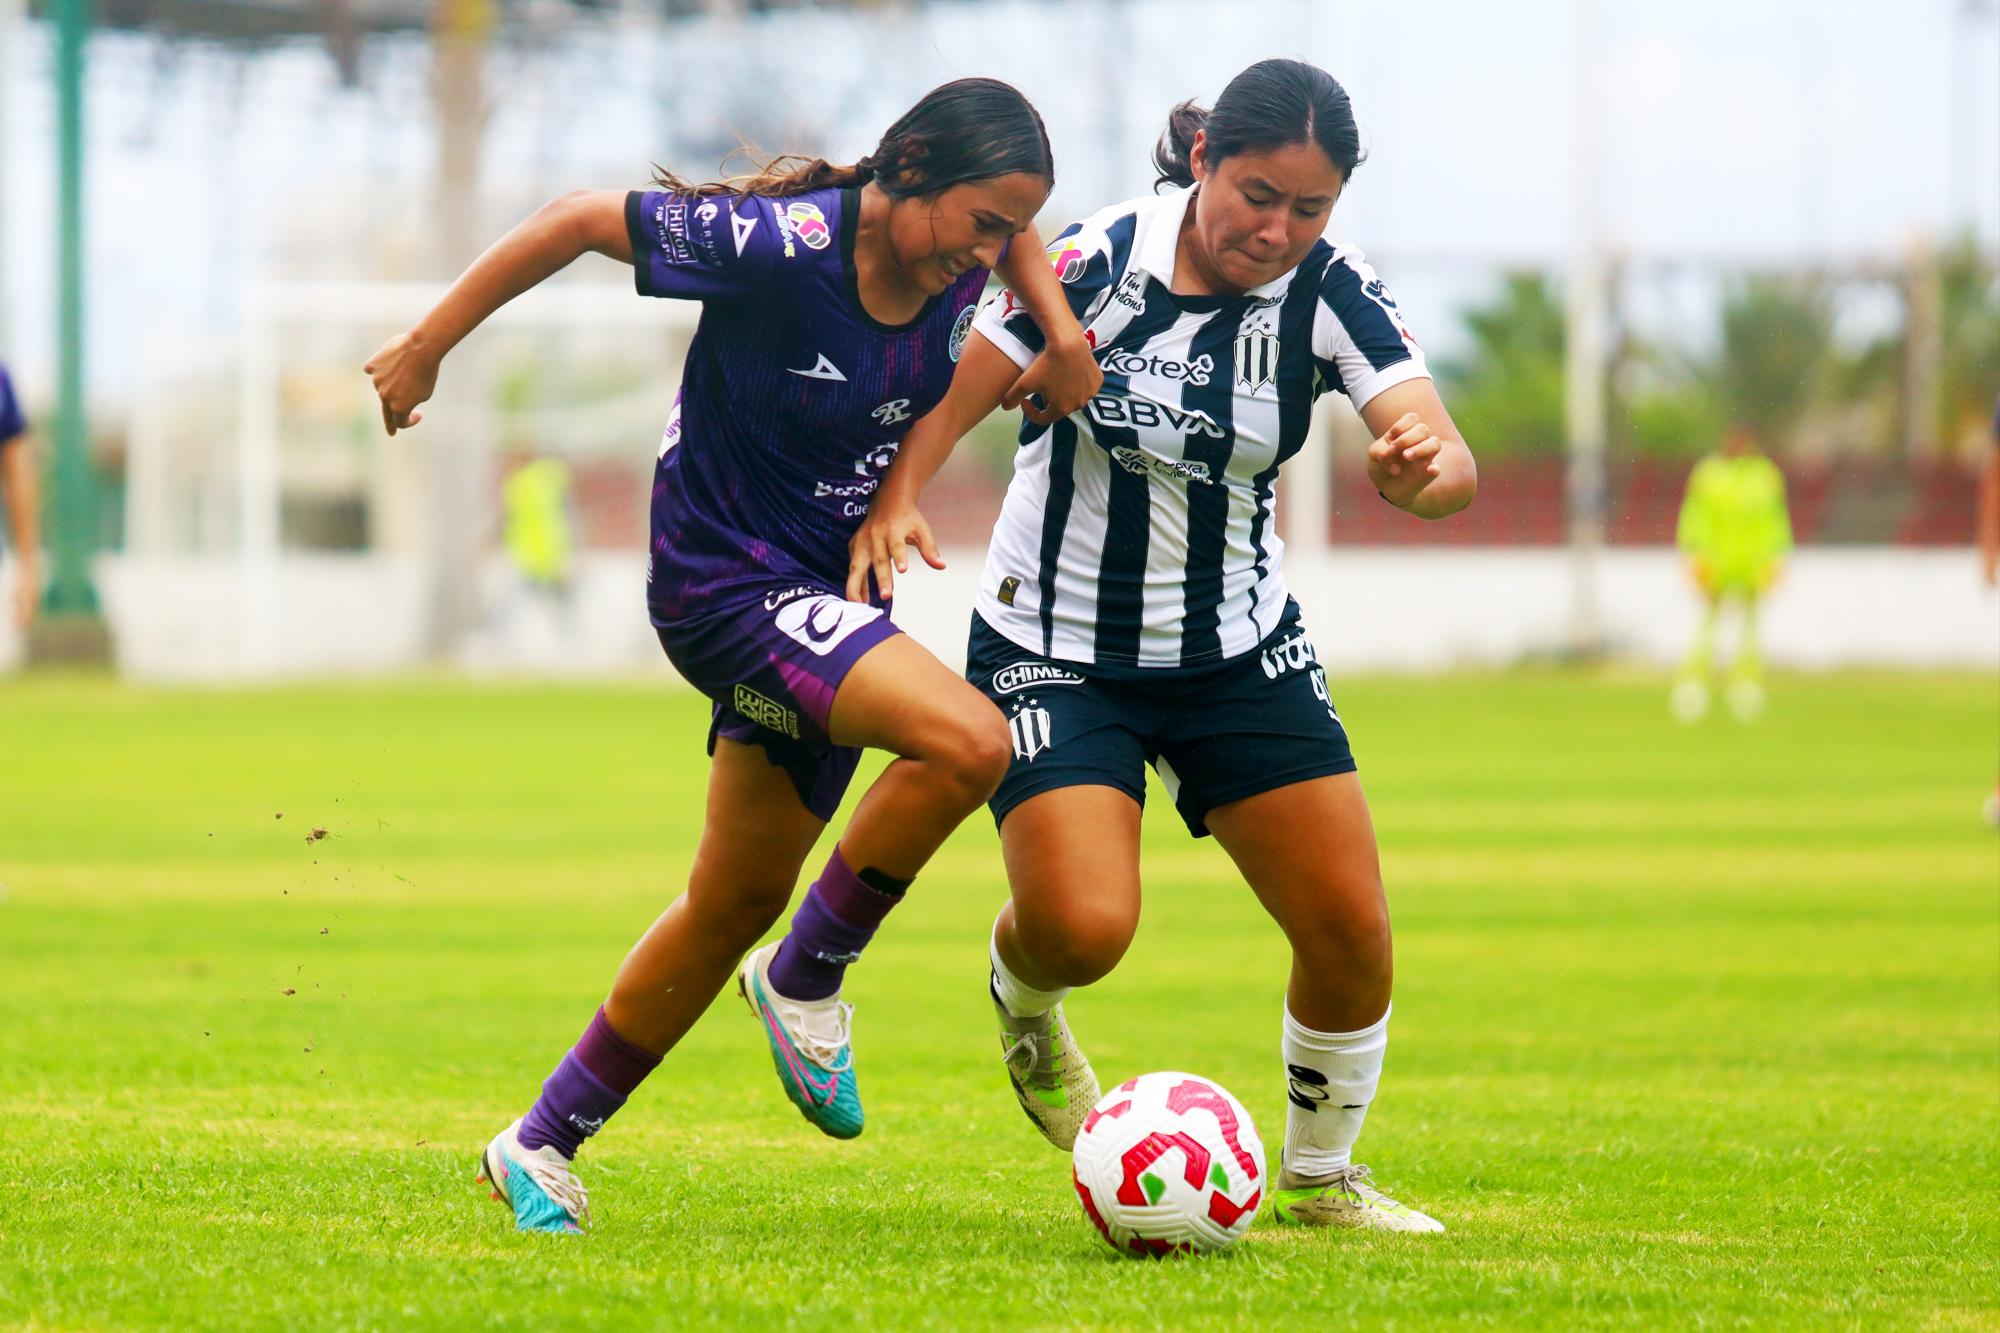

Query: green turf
(2, 671), (1995, 1330)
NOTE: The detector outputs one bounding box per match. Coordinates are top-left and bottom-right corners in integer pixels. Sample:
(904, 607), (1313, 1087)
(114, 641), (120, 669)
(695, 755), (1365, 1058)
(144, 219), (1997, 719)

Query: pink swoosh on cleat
(756, 980), (838, 1103)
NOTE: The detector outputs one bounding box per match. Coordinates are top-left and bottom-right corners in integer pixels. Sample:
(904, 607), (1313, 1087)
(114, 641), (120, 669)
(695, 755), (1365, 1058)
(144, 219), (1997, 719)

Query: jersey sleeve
(0, 366), (25, 445)
(625, 190), (784, 302)
(1311, 248), (1430, 411)
(971, 219), (1118, 370)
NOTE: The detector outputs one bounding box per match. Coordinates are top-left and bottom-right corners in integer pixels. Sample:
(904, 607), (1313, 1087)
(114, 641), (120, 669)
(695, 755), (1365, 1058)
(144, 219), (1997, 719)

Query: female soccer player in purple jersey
(850, 60), (1476, 1234)
(366, 78), (1100, 1233)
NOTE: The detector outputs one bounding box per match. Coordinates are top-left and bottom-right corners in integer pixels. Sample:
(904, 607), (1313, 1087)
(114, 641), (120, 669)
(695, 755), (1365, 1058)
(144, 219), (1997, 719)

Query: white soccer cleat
(1269, 1163), (1444, 1233)
(1726, 678), (1766, 721)
(479, 1119), (590, 1234)
(1669, 679), (1710, 724)
(991, 977), (1099, 1150)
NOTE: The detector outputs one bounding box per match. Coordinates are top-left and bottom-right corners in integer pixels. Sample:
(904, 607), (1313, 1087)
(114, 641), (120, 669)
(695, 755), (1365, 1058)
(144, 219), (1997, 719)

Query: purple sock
(767, 846), (909, 1001)
(517, 1006), (662, 1158)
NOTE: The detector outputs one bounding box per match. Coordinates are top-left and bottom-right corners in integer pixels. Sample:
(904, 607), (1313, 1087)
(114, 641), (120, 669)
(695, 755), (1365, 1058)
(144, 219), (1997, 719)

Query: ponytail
(652, 77), (1051, 203)
(1151, 99), (1209, 189)
(1151, 59), (1364, 193)
(651, 150), (877, 200)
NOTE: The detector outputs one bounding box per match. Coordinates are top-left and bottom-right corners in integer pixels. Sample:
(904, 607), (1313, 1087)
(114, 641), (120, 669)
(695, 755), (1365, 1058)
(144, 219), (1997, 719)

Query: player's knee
(934, 705), (1012, 806)
(691, 878), (793, 951)
(1019, 903), (1134, 987)
(1292, 900), (1392, 987)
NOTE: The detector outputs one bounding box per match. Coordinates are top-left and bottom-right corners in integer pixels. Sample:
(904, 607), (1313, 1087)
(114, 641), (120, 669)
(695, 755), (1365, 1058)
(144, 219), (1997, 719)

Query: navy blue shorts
(965, 601), (1357, 838)
(653, 582), (900, 822)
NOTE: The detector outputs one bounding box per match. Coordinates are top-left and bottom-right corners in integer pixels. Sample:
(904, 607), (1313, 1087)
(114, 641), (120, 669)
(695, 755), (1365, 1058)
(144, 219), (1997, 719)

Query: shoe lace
(518, 1152), (591, 1229)
(1317, 1163), (1378, 1205)
(1000, 1018), (1061, 1088)
(786, 998), (855, 1072)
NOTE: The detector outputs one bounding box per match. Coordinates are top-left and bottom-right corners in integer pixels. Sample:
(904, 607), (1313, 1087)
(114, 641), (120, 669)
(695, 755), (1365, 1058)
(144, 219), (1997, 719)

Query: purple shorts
(652, 581), (900, 821)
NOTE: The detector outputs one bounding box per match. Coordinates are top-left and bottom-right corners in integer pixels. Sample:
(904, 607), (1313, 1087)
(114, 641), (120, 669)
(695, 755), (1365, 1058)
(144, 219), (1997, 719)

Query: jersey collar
(1135, 184), (1297, 302)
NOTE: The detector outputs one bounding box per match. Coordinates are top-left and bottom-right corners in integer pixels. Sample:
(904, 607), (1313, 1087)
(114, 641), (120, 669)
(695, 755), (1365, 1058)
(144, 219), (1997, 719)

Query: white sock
(989, 915), (1069, 1019)
(1281, 1003), (1390, 1179)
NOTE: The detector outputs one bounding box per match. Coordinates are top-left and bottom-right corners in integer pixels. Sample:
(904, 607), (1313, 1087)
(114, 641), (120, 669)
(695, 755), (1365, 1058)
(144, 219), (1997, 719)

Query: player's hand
(1366, 411), (1444, 509)
(364, 330), (440, 436)
(10, 552), (38, 630)
(1002, 332), (1102, 426)
(846, 495), (943, 604)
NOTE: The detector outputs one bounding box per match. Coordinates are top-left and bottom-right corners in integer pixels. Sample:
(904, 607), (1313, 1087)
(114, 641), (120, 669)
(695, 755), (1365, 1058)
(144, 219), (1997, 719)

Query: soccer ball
(1071, 1071), (1266, 1258)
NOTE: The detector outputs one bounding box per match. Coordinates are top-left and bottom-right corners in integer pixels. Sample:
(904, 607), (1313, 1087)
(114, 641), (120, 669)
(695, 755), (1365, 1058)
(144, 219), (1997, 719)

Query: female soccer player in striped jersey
(849, 59), (1475, 1233)
(366, 79), (1101, 1233)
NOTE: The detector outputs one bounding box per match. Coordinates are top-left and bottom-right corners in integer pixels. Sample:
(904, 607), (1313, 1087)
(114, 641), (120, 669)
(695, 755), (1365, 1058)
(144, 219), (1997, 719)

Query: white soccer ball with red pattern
(1070, 1071), (1266, 1257)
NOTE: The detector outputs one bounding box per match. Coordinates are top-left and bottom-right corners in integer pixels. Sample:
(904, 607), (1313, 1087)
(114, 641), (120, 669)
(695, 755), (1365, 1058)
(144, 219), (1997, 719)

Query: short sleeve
(0, 366), (25, 444)
(971, 221), (1117, 371)
(1311, 248), (1429, 411)
(626, 190), (786, 301)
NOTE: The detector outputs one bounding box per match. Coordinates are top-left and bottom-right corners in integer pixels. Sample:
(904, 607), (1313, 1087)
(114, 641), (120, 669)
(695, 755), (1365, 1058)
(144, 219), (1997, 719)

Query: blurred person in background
(0, 361), (38, 632)
(502, 454), (575, 598)
(1671, 422), (1792, 723)
(366, 77), (1100, 1234)
(481, 453), (578, 657)
(1981, 397), (1999, 827)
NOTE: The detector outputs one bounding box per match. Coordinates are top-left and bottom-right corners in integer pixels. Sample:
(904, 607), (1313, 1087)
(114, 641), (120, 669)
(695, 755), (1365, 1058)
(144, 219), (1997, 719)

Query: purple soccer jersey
(626, 186), (988, 619)
(0, 364), (25, 445)
(624, 185), (992, 818)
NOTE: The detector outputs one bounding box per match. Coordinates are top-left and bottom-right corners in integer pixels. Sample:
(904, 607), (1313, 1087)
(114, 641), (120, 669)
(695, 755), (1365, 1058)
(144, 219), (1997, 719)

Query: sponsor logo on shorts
(785, 200), (832, 250)
(949, 304), (976, 362)
(1261, 629), (1319, 679)
(992, 662), (1086, 694)
(733, 683), (801, 739)
(1008, 701), (1053, 762)
(775, 594), (881, 657)
(1262, 630), (1340, 721)
(762, 585), (818, 612)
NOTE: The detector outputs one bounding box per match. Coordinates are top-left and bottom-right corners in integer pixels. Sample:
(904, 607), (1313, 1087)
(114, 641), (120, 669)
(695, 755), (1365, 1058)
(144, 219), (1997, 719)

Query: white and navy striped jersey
(970, 185), (1429, 669)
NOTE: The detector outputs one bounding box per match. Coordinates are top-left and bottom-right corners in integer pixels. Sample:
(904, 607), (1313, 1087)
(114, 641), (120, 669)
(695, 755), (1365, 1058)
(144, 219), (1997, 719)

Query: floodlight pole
(1563, 0), (1608, 659)
(45, 0), (106, 629)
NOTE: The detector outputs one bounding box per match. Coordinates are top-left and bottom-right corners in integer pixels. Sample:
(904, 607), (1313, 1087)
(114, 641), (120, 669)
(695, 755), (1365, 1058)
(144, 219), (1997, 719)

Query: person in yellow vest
(1671, 423), (1792, 722)
(502, 455), (574, 595)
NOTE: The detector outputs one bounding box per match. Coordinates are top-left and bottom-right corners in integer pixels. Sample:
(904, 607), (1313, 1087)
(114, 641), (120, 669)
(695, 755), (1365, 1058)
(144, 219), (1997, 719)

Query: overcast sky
(1, 0), (1994, 401)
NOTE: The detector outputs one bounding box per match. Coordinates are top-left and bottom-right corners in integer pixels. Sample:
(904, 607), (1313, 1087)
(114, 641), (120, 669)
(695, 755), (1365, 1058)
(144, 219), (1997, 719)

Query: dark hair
(1152, 58), (1363, 192)
(654, 77), (1053, 200)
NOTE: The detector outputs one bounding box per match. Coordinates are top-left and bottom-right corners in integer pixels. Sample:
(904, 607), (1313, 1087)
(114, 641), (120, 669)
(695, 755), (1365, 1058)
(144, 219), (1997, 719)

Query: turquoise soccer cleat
(478, 1119), (590, 1234)
(738, 941), (864, 1140)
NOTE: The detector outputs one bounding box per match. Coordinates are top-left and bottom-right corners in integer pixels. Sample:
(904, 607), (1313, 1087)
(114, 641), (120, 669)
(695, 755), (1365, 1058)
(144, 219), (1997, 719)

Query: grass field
(2, 670), (1995, 1330)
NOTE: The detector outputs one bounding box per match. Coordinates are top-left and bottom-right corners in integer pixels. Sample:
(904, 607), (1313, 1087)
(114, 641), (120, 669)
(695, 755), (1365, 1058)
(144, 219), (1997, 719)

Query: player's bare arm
(993, 221), (1103, 424)
(0, 427), (40, 629)
(364, 189), (631, 435)
(1361, 377), (1476, 519)
(845, 331), (1020, 603)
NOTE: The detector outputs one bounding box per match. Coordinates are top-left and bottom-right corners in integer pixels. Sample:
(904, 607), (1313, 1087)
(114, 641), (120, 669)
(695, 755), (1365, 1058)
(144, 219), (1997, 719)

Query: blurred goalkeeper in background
(0, 361), (38, 632)
(1671, 422), (1792, 723)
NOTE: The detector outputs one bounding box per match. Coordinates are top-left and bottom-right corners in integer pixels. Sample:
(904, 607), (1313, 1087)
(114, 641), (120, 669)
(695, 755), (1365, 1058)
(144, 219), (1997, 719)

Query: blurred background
(0, 0), (1995, 678)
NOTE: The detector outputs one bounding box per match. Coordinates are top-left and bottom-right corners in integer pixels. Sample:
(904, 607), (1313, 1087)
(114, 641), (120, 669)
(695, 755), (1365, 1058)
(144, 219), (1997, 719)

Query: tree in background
(1435, 273), (1566, 456)
(1708, 275), (1834, 452)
